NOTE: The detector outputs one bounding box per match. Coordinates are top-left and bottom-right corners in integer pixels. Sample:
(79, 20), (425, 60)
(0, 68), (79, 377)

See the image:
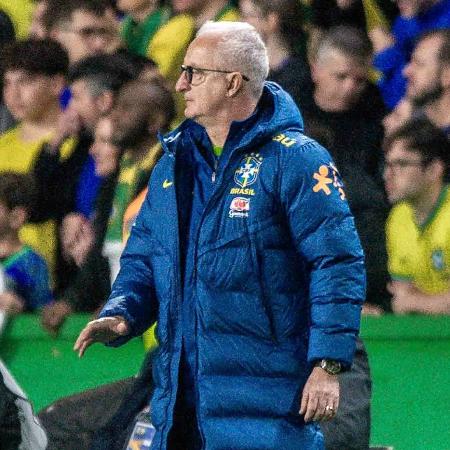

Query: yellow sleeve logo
(312, 164), (346, 200)
(273, 133), (296, 147)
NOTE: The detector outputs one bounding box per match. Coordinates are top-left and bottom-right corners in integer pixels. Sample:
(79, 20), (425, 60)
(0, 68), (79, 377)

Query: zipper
(161, 152), (184, 449)
(211, 159), (218, 183)
(190, 150), (243, 449)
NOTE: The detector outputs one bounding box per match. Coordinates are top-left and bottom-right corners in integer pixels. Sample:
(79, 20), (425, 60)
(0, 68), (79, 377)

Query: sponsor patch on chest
(229, 197), (250, 218)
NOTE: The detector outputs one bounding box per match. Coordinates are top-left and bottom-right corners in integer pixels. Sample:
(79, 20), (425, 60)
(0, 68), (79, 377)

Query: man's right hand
(73, 316), (129, 357)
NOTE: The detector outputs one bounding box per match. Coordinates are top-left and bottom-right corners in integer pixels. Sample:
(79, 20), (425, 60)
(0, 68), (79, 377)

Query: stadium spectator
(61, 116), (121, 270)
(0, 173), (52, 315)
(31, 54), (134, 268)
(75, 21), (365, 449)
(302, 26), (390, 314)
(0, 39), (72, 276)
(384, 118), (450, 314)
(44, 0), (121, 65)
(240, 0), (312, 108)
(40, 115), (120, 337)
(37, 56), (137, 333)
(102, 79), (174, 281)
(370, 0), (450, 108)
(403, 29), (450, 135)
(41, 78), (174, 335)
(118, 0), (170, 57)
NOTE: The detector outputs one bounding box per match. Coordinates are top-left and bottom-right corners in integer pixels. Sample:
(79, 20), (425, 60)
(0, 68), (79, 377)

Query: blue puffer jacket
(100, 82), (365, 450)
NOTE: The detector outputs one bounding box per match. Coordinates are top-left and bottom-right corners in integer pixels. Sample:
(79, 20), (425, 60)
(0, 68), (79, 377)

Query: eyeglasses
(180, 64), (249, 85)
(384, 159), (429, 171)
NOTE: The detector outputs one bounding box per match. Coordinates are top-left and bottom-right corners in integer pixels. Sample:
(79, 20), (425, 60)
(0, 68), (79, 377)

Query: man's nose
(175, 71), (189, 92)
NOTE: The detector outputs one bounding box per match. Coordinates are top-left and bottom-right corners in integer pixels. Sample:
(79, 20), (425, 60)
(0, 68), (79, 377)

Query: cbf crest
(234, 153), (263, 188)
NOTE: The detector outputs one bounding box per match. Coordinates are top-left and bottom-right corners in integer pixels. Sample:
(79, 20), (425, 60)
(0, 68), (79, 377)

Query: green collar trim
(417, 184), (449, 231)
(1, 245), (29, 269)
(215, 3), (235, 21)
(390, 273), (413, 282)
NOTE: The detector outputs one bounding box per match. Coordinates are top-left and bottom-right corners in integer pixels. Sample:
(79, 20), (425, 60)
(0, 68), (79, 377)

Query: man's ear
(226, 73), (244, 98)
(9, 207), (27, 230)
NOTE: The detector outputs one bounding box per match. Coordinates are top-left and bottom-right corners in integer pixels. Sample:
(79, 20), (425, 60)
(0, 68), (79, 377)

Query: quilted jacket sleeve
(279, 137), (366, 367)
(98, 187), (159, 346)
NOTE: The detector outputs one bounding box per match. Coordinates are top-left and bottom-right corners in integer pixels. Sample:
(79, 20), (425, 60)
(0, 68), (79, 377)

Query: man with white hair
(75, 21), (365, 449)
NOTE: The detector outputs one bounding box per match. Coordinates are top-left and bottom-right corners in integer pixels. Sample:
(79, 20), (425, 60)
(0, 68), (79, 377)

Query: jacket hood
(160, 81), (304, 155)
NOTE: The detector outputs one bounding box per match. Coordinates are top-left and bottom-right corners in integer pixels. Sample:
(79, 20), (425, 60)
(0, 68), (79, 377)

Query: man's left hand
(299, 367), (340, 422)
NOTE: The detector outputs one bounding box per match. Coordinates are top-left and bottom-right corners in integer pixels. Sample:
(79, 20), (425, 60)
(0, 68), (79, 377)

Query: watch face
(322, 360), (341, 375)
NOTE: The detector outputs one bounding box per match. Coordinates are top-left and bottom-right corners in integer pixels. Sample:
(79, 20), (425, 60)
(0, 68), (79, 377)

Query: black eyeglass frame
(180, 64), (250, 84)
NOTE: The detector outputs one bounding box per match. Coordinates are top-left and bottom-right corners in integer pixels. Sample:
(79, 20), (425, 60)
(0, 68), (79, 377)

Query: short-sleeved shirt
(1, 245), (53, 311)
(386, 185), (450, 294)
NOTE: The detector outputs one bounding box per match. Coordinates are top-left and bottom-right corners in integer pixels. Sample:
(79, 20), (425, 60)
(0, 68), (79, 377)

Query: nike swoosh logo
(163, 180), (173, 188)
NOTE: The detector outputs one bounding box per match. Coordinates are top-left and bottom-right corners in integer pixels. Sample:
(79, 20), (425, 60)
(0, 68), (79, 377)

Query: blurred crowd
(0, 0), (449, 336)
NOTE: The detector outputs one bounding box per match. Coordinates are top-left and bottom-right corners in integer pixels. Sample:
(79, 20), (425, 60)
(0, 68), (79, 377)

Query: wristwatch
(315, 359), (342, 375)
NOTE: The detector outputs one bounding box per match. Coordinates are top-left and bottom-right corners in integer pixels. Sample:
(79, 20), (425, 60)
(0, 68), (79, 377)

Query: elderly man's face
(403, 35), (443, 106)
(312, 49), (368, 112)
(175, 35), (230, 125)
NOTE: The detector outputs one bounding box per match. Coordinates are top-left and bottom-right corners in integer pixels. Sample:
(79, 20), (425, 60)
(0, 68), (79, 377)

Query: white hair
(196, 21), (269, 99)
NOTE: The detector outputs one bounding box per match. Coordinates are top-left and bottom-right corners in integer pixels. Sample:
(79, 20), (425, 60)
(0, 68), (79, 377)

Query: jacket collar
(159, 81), (304, 158)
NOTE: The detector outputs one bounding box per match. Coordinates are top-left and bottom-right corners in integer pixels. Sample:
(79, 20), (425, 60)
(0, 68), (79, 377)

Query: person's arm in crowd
(389, 280), (450, 314)
(280, 138), (365, 422)
(369, 16), (419, 108)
